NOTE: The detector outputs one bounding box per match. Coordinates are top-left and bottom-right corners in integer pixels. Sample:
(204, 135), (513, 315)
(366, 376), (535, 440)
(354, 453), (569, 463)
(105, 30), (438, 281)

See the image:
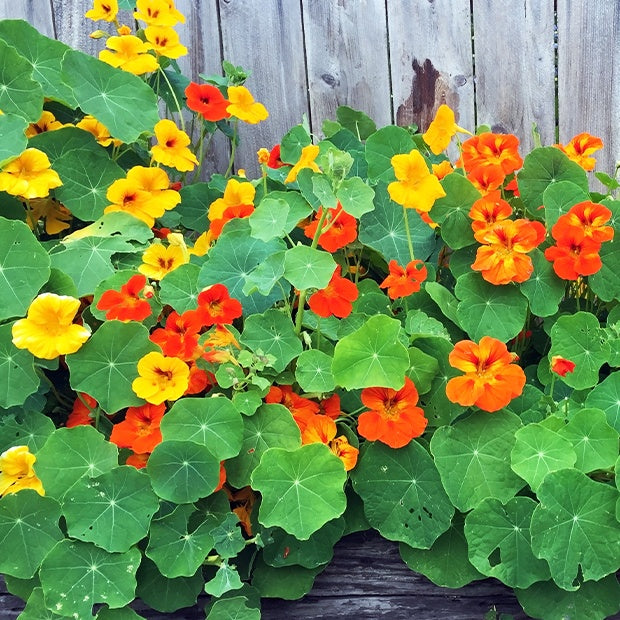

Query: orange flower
(466, 165), (505, 195)
(379, 259), (427, 299)
(388, 149), (446, 212)
(76, 115), (122, 147)
(471, 219), (546, 285)
(110, 402), (166, 453)
(132, 352), (190, 404)
(554, 201), (614, 244)
(214, 462), (227, 493)
(319, 393), (341, 419)
(329, 436), (358, 471)
(543, 228), (602, 280)
(445, 336), (526, 412)
(357, 377), (428, 449)
(422, 104), (470, 155)
(126, 452), (150, 469)
(555, 133), (603, 171)
(550, 356), (576, 377)
(151, 119), (198, 172)
(303, 203), (358, 252)
(150, 309), (202, 360)
(27, 198), (72, 235)
(209, 204), (255, 238)
(469, 190), (513, 235)
(301, 414), (337, 445)
(196, 284), (243, 327)
(97, 274), (153, 322)
(226, 85), (268, 124)
(265, 385), (319, 432)
(184, 363), (213, 395)
(267, 144), (285, 169)
(308, 266), (358, 318)
(25, 111), (64, 138)
(185, 82), (230, 122)
(227, 486), (255, 536)
(66, 393), (98, 428)
(459, 133), (523, 177)
(432, 160), (454, 180)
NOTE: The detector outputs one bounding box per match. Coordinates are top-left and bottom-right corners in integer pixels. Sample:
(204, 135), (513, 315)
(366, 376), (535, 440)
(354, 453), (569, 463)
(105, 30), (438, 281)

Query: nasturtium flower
(185, 82), (230, 121)
(209, 204), (255, 238)
(555, 132), (603, 171)
(459, 132), (523, 177)
(85, 0), (118, 21)
(150, 309), (202, 360)
(226, 85), (268, 124)
(422, 104), (471, 154)
(25, 111), (64, 138)
(97, 274), (153, 322)
(132, 351), (190, 404)
(0, 446), (44, 497)
(27, 198), (72, 235)
(265, 385), (319, 432)
(445, 336), (526, 412)
(284, 144), (321, 183)
(99, 34), (159, 75)
(319, 393), (341, 419)
(76, 114), (122, 147)
(257, 148), (270, 165)
(139, 242), (188, 280)
(126, 452), (149, 469)
(267, 144), (285, 169)
(554, 201), (614, 244)
(12, 293), (90, 360)
(300, 415), (358, 471)
(469, 190), (513, 235)
(543, 228), (603, 280)
(387, 149), (446, 212)
(110, 402), (166, 453)
(431, 160), (454, 180)
(144, 25), (187, 58)
(357, 377), (428, 449)
(471, 218), (546, 285)
(66, 393), (98, 428)
(0, 148), (62, 199)
(379, 259), (427, 299)
(208, 178), (255, 237)
(551, 355), (576, 377)
(151, 119), (198, 171)
(330, 436), (358, 471)
(196, 283), (243, 327)
(466, 164), (505, 194)
(185, 363), (213, 395)
(303, 203), (358, 252)
(308, 266), (358, 318)
(189, 230), (215, 256)
(134, 0), (185, 26)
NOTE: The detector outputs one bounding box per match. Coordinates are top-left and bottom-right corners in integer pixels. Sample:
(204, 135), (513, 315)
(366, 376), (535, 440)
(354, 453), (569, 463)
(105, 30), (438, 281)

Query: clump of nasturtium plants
(0, 2), (619, 619)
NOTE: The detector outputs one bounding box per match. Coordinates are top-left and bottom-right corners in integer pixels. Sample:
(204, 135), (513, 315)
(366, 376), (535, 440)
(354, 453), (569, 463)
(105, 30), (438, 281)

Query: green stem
(402, 204), (415, 262)
(158, 67), (185, 132)
(224, 118), (239, 177)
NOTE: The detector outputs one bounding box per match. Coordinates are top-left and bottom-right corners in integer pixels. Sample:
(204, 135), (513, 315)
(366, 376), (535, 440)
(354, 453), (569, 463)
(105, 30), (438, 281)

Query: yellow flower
(25, 111), (64, 138)
(99, 35), (159, 75)
(257, 148), (270, 165)
(27, 198), (72, 235)
(12, 293), (90, 360)
(208, 178), (256, 221)
(422, 104), (471, 155)
(226, 86), (268, 124)
(284, 144), (321, 184)
(134, 0), (185, 26)
(431, 160), (454, 180)
(144, 25), (187, 59)
(387, 149), (446, 212)
(76, 115), (122, 147)
(189, 230), (214, 256)
(139, 242), (188, 280)
(0, 446), (44, 497)
(85, 0), (118, 22)
(132, 351), (189, 404)
(0, 148), (62, 200)
(151, 119), (198, 172)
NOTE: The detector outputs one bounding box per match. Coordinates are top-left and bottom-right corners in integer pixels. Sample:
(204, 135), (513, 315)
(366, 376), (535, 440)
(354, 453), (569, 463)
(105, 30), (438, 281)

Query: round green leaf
(0, 322), (39, 408)
(332, 314), (410, 390)
(590, 224), (620, 302)
(283, 245), (337, 291)
(336, 105), (377, 140)
(242, 251), (287, 297)
(295, 349), (336, 393)
(464, 496), (550, 588)
(29, 125), (100, 161)
(251, 443), (347, 540)
(557, 407), (618, 472)
(549, 312), (610, 389)
(530, 468), (620, 590)
(39, 540), (140, 618)
(365, 125), (415, 183)
(399, 512), (483, 588)
(249, 197), (289, 241)
(0, 217), (51, 321)
(542, 180), (589, 228)
(0, 491), (63, 578)
(585, 371), (620, 431)
(15, 587), (63, 620)
(0, 113), (28, 167)
(160, 396), (243, 460)
(204, 562), (244, 597)
(147, 439), (220, 504)
(336, 176), (375, 217)
(510, 423), (577, 491)
(351, 440), (453, 549)
(240, 309), (303, 373)
(35, 426), (119, 500)
(0, 411), (55, 453)
(207, 595), (260, 619)
(67, 321), (159, 414)
(519, 249), (566, 317)
(455, 272), (528, 342)
(159, 263), (202, 314)
(226, 403), (301, 488)
(209, 512), (246, 559)
(430, 410), (525, 511)
(63, 466), (159, 552)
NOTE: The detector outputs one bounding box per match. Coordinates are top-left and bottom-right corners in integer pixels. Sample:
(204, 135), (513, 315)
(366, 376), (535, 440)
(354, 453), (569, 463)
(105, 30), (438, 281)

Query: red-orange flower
(267, 144), (285, 168)
(304, 204), (357, 252)
(184, 363), (214, 395)
(96, 274), (153, 322)
(66, 393), (98, 428)
(185, 82), (230, 122)
(554, 201), (614, 244)
(308, 266), (358, 318)
(466, 165), (506, 195)
(445, 336), (526, 412)
(150, 309), (202, 360)
(550, 356), (576, 377)
(300, 414), (358, 471)
(265, 385), (319, 432)
(357, 377), (428, 448)
(469, 190), (513, 235)
(555, 133), (603, 171)
(209, 204), (255, 238)
(126, 452), (149, 469)
(319, 393), (341, 419)
(110, 402), (166, 453)
(459, 133), (523, 177)
(543, 228), (602, 280)
(379, 259), (427, 299)
(196, 284), (243, 327)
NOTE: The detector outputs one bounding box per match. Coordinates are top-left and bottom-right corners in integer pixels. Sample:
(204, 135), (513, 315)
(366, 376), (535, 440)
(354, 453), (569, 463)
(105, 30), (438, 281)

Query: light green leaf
(0, 39), (42, 122)
(0, 322), (39, 408)
(336, 105), (376, 140)
(159, 263), (202, 314)
(207, 595), (261, 620)
(283, 244), (337, 290)
(336, 177), (375, 217)
(519, 248), (566, 316)
(250, 557), (323, 600)
(242, 251), (287, 297)
(0, 411), (55, 453)
(204, 563), (244, 597)
(542, 180), (589, 228)
(295, 349), (335, 392)
(15, 587), (63, 620)
(210, 512), (245, 559)
(365, 126), (415, 183)
(585, 371), (620, 431)
(249, 197), (289, 242)
(432, 174), (479, 249)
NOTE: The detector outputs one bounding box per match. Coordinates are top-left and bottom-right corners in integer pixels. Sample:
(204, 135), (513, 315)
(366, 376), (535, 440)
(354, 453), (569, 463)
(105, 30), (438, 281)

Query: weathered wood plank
(557, 0), (620, 178)
(50, 0), (108, 57)
(473, 0), (555, 154)
(388, 0), (475, 138)
(302, 0), (392, 135)
(218, 0), (308, 174)
(0, 0), (55, 37)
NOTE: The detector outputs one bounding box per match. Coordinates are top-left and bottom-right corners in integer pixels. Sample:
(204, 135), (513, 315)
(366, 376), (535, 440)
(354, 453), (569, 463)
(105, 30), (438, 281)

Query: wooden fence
(2, 0), (619, 177)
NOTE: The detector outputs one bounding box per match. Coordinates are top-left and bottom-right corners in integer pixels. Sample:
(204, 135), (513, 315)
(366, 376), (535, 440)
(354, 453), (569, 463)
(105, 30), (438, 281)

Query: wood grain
(0, 0), (55, 37)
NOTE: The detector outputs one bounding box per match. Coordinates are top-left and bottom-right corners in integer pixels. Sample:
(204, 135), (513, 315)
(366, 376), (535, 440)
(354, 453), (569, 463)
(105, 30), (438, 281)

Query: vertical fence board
(557, 0), (620, 178)
(218, 0), (308, 174)
(0, 0), (55, 37)
(473, 0), (555, 154)
(302, 0), (391, 135)
(388, 0), (474, 137)
(50, 0), (105, 57)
